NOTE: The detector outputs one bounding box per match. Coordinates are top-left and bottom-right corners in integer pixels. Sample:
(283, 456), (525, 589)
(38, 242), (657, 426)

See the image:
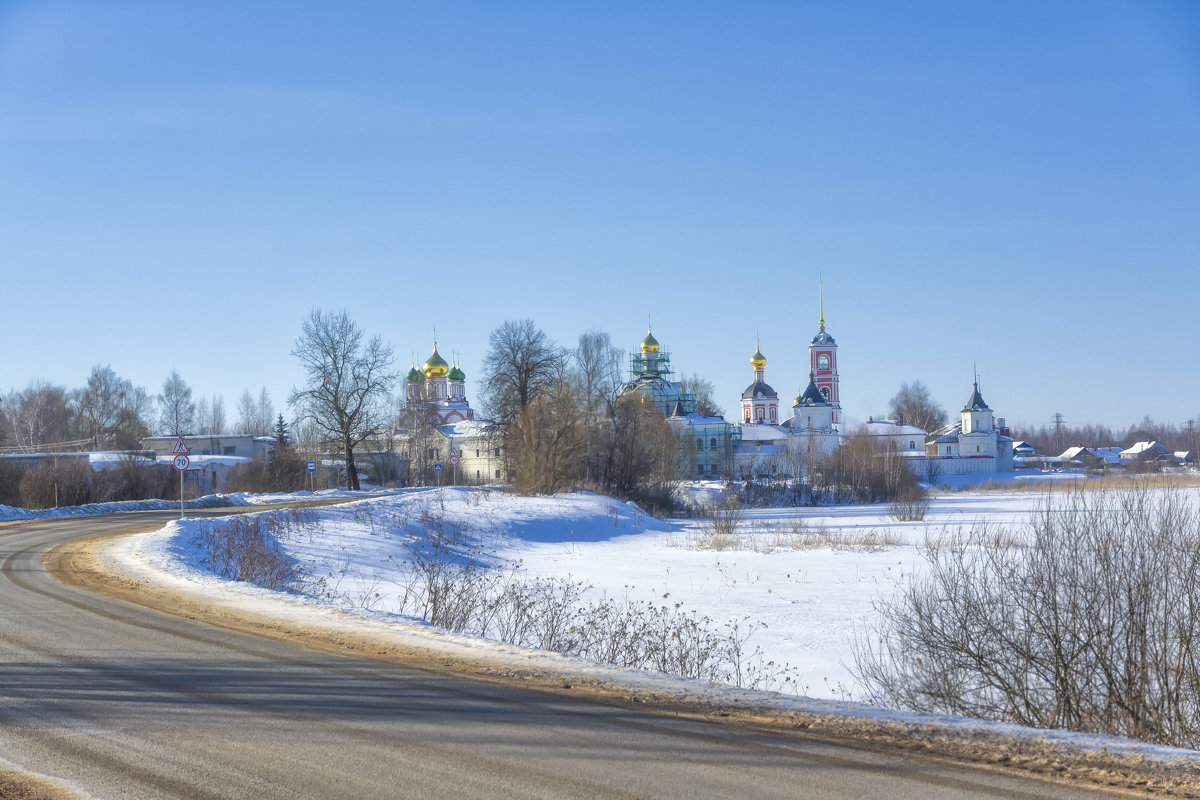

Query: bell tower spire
(819, 277), (825, 333)
(809, 279), (841, 427)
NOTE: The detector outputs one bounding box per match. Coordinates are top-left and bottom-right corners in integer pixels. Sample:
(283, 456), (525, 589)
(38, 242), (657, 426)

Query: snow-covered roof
(143, 434), (276, 442)
(157, 454), (251, 467)
(438, 420), (497, 438)
(860, 420), (927, 438)
(1091, 447), (1124, 464)
(1059, 447), (1095, 460)
(738, 424), (788, 443)
(1010, 441), (1035, 451)
(928, 421), (960, 440)
(89, 452), (156, 471)
(1120, 441), (1164, 456)
(667, 413), (729, 426)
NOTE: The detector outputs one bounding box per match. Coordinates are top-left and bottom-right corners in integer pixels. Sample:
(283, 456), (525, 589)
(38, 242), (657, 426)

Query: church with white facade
(397, 341), (503, 485)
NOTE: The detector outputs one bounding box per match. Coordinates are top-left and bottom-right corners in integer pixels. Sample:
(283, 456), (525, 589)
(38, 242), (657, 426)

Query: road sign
(449, 448), (460, 458)
(449, 455), (459, 465)
(433, 463), (443, 471)
(173, 455), (190, 471)
(307, 460), (316, 472)
(173, 437), (190, 455)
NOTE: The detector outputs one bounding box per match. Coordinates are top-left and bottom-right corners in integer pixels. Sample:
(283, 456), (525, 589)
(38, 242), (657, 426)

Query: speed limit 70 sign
(173, 455), (190, 471)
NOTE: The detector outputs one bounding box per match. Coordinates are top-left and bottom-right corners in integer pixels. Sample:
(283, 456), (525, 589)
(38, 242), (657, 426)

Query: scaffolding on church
(625, 345), (699, 417)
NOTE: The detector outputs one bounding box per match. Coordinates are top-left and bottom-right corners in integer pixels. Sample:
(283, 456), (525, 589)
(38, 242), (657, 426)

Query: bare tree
(600, 393), (680, 513)
(256, 387), (274, 436)
(573, 330), (624, 484)
(679, 372), (724, 418)
(288, 309), (396, 491)
(573, 330), (623, 417)
(195, 397), (211, 434)
(113, 385), (152, 449)
(509, 378), (585, 495)
(234, 387), (273, 435)
(236, 390), (257, 434)
(888, 381), (946, 433)
(76, 364), (147, 448)
(194, 394), (227, 434)
(481, 320), (568, 425)
(211, 394), (226, 434)
(157, 371), (196, 435)
(6, 381), (71, 451)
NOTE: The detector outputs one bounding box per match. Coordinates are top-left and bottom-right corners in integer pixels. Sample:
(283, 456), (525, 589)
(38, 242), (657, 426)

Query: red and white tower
(809, 289), (841, 427)
(740, 337), (779, 424)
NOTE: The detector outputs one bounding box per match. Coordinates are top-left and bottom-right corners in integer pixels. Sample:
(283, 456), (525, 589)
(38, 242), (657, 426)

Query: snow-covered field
(127, 483), (1068, 700)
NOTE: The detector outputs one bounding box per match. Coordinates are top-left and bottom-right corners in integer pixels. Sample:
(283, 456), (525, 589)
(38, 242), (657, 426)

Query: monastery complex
(395, 301), (1014, 484)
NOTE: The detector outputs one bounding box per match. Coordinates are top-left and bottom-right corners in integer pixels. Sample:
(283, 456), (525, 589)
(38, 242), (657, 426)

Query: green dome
(447, 364), (466, 381)
(406, 365), (420, 382)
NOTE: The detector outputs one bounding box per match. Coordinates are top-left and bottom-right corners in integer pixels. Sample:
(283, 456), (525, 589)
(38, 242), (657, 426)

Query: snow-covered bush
(855, 486), (1200, 748)
(191, 509), (318, 591)
(389, 507), (799, 691)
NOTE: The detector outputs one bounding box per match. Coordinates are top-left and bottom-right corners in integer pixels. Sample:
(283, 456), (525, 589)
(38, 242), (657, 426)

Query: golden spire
(819, 276), (825, 332)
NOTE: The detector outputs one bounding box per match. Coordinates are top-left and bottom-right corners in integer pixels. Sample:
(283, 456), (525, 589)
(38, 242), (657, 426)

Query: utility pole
(1052, 412), (1065, 454)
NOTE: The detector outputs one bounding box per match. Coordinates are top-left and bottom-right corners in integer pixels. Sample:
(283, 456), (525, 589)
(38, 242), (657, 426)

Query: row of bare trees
(1, 366), (285, 454)
(1011, 415), (1200, 457)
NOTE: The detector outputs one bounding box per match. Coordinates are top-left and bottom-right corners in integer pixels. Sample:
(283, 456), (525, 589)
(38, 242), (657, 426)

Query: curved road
(0, 511), (1119, 799)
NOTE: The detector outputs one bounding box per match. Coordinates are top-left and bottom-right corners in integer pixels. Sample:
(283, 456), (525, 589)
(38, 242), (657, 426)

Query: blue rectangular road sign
(433, 463), (443, 471)
(307, 461), (316, 472)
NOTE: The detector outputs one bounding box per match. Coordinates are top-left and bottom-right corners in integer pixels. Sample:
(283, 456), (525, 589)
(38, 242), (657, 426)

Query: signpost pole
(173, 436), (191, 519)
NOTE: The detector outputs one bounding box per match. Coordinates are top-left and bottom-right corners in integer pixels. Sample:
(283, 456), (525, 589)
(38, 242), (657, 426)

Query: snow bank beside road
(0, 487), (391, 524)
(88, 485), (1200, 780)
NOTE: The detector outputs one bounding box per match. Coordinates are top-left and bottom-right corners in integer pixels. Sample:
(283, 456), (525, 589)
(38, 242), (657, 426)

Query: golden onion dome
(641, 327), (660, 354)
(423, 343), (449, 378)
(750, 340), (766, 370)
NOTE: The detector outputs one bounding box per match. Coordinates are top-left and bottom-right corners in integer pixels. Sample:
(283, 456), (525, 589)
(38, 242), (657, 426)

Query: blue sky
(2, 1), (1198, 432)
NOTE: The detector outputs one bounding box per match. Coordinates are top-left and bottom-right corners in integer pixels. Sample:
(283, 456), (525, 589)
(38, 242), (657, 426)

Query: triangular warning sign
(173, 437), (190, 455)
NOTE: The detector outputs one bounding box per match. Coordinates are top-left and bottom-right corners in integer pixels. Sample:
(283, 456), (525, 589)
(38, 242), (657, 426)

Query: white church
(727, 298), (1013, 480)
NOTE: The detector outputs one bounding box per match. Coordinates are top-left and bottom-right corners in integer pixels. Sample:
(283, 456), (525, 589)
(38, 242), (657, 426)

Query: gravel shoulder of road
(41, 522), (1200, 800)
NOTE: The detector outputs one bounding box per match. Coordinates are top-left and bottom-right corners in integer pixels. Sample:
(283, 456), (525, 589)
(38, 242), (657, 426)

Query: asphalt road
(0, 511), (1120, 799)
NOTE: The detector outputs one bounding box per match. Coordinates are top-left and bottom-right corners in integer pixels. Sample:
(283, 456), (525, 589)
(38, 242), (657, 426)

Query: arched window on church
(818, 354), (830, 370)
(710, 438), (717, 449)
